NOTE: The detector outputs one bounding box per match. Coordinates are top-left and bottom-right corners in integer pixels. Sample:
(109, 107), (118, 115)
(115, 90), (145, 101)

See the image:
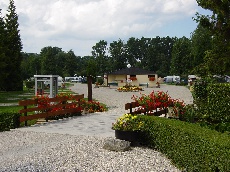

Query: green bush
(140, 116), (230, 172)
(193, 81), (230, 132)
(25, 80), (34, 89)
(207, 83), (230, 123)
(0, 112), (20, 132)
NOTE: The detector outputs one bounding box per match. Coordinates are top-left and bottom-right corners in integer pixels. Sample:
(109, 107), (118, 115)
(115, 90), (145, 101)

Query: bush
(139, 116), (230, 172)
(193, 80), (230, 132)
(0, 112), (20, 132)
(207, 83), (230, 124)
(25, 80), (34, 89)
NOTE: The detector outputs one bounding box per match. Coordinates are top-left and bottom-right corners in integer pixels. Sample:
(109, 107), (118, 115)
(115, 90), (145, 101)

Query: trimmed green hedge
(207, 83), (230, 123)
(139, 116), (230, 172)
(0, 112), (20, 132)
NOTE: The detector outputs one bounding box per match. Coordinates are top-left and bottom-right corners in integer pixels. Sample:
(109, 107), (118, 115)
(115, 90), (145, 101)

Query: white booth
(34, 75), (59, 98)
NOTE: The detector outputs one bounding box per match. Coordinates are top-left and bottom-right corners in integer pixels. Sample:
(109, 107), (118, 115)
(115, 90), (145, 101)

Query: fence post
(24, 106), (27, 126)
(129, 103), (132, 114)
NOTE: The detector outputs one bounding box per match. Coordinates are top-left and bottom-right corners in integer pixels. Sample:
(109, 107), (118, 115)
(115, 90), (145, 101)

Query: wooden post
(88, 75), (92, 101)
(130, 103), (132, 114)
(24, 106), (27, 126)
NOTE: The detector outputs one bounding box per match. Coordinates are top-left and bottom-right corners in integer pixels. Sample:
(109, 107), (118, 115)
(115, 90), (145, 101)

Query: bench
(108, 82), (118, 86)
(19, 94), (84, 126)
(139, 83), (149, 88)
(125, 102), (168, 116)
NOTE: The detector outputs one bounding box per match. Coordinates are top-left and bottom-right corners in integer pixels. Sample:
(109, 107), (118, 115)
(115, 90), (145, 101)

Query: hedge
(207, 83), (230, 123)
(139, 116), (230, 172)
(0, 112), (20, 132)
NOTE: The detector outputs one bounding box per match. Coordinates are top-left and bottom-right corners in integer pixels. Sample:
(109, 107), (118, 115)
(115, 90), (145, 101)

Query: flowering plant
(112, 113), (145, 131)
(34, 93), (107, 114)
(81, 99), (107, 113)
(117, 84), (143, 92)
(132, 91), (172, 112)
(168, 99), (186, 117)
(129, 77), (137, 81)
(131, 91), (186, 117)
(149, 77), (155, 81)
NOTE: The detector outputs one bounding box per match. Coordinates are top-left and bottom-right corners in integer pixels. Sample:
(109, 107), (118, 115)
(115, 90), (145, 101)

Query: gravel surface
(0, 130), (180, 172)
(0, 84), (193, 171)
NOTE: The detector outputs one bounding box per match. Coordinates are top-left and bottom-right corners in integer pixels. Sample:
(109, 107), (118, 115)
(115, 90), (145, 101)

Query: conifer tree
(5, 0), (23, 91)
(0, 9), (8, 90)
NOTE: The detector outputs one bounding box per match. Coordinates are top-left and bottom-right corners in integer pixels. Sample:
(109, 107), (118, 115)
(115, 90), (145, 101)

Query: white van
(44, 76), (64, 87)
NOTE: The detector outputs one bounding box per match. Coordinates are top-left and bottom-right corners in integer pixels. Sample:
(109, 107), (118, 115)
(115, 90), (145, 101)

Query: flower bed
(131, 91), (185, 118)
(112, 113), (145, 131)
(117, 84), (143, 92)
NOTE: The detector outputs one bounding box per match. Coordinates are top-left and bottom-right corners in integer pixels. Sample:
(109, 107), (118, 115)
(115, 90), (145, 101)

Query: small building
(105, 67), (158, 87)
(34, 75), (59, 98)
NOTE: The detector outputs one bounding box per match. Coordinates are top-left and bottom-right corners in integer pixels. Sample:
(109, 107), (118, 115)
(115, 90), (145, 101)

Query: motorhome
(65, 76), (83, 82)
(44, 76), (64, 87)
(164, 76), (180, 83)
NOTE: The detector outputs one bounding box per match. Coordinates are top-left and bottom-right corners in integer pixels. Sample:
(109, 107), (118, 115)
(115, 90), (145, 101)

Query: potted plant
(112, 113), (146, 144)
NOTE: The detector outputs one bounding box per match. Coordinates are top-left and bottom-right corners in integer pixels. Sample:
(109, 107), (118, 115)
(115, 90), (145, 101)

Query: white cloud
(0, 0), (206, 56)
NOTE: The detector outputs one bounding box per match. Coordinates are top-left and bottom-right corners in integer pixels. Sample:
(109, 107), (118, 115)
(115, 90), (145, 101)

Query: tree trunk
(87, 75), (92, 101)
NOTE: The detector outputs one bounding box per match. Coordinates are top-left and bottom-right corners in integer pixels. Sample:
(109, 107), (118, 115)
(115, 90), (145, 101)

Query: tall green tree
(170, 37), (192, 76)
(40, 46), (62, 75)
(191, 23), (212, 67)
(62, 50), (78, 77)
(195, 0), (230, 75)
(4, 0), (23, 91)
(108, 39), (127, 72)
(125, 37), (143, 67)
(92, 40), (108, 76)
(0, 9), (8, 90)
(144, 36), (175, 76)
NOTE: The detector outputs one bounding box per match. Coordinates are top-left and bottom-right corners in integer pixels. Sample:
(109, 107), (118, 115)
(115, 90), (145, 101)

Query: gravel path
(70, 83), (193, 114)
(0, 84), (193, 171)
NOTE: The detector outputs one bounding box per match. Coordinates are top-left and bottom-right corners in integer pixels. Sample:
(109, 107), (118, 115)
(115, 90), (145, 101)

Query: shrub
(25, 80), (34, 89)
(0, 112), (20, 132)
(207, 83), (230, 124)
(141, 116), (230, 171)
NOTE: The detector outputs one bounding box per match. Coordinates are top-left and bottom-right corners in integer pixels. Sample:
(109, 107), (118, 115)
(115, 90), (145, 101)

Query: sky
(0, 0), (212, 57)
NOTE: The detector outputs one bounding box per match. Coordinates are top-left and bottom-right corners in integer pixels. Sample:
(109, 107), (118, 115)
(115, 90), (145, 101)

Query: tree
(108, 39), (127, 72)
(0, 9), (8, 90)
(92, 40), (108, 76)
(170, 37), (192, 76)
(62, 50), (78, 77)
(190, 23), (212, 67)
(40, 46), (62, 75)
(195, 0), (230, 75)
(4, 0), (23, 91)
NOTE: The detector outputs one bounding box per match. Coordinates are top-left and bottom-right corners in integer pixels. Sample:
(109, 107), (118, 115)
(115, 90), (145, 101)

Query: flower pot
(115, 130), (144, 146)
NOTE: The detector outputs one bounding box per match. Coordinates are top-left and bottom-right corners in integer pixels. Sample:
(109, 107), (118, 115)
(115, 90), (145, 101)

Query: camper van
(65, 76), (83, 82)
(164, 76), (180, 83)
(44, 76), (64, 87)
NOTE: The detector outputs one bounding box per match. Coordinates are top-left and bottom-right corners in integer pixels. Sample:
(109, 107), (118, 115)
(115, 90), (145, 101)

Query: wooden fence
(19, 94), (84, 126)
(125, 102), (168, 116)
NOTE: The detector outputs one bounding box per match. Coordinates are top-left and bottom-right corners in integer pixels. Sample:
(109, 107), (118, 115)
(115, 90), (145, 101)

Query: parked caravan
(164, 76), (180, 83)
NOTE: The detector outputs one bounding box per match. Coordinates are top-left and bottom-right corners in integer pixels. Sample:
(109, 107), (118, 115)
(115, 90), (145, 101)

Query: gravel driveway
(0, 84), (193, 171)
